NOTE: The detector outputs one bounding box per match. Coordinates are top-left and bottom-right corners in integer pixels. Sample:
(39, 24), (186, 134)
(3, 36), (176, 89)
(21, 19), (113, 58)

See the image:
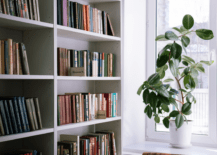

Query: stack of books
(57, 93), (118, 126)
(0, 97), (42, 136)
(58, 131), (117, 155)
(5, 149), (42, 155)
(58, 48), (115, 77)
(0, 39), (30, 75)
(0, 0), (40, 21)
(57, 0), (115, 36)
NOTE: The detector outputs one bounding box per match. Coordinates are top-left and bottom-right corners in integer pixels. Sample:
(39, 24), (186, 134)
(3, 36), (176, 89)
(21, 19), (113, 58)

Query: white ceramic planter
(169, 120), (193, 148)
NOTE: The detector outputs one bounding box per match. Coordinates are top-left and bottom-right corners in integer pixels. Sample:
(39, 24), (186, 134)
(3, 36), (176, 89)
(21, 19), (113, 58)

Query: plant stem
(175, 77), (184, 104)
(174, 99), (184, 105)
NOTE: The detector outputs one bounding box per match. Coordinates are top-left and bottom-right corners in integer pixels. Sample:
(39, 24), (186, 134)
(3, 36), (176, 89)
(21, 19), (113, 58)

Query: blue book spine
(90, 52), (92, 76)
(17, 97), (27, 132)
(4, 40), (9, 74)
(99, 53), (102, 77)
(0, 100), (10, 135)
(87, 50), (90, 76)
(21, 97), (30, 131)
(13, 97), (23, 133)
(4, 100), (14, 134)
(8, 100), (18, 133)
(80, 51), (83, 67)
(86, 95), (89, 121)
(73, 50), (77, 67)
(90, 7), (93, 32)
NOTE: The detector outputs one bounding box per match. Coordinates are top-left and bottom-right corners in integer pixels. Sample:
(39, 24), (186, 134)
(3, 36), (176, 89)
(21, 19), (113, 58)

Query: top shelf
(57, 25), (121, 42)
(87, 0), (121, 3)
(0, 13), (53, 30)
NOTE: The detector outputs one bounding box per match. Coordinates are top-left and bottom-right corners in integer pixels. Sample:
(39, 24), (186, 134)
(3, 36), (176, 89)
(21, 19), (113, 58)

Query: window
(146, 0), (217, 145)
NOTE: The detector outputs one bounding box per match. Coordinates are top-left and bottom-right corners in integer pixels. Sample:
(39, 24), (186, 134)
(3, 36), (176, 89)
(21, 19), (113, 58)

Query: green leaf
(169, 98), (178, 109)
(184, 67), (190, 75)
(143, 89), (149, 104)
(200, 60), (214, 66)
(181, 42), (187, 54)
(171, 42), (182, 59)
(169, 88), (179, 95)
(149, 92), (157, 107)
(180, 26), (191, 35)
(165, 31), (178, 40)
(155, 34), (169, 41)
(148, 73), (160, 85)
(183, 110), (192, 115)
(163, 78), (174, 83)
(157, 55), (169, 68)
(196, 29), (214, 40)
(137, 84), (144, 95)
(156, 65), (168, 79)
(173, 27), (181, 33)
(144, 106), (149, 113)
(179, 89), (187, 92)
(158, 95), (170, 105)
(169, 61), (178, 77)
(182, 61), (188, 66)
(155, 85), (170, 98)
(182, 14), (194, 30)
(169, 110), (179, 117)
(158, 44), (172, 57)
(182, 102), (191, 113)
(146, 106), (152, 119)
(175, 114), (184, 128)
(154, 115), (160, 123)
(163, 84), (170, 89)
(161, 104), (170, 112)
(182, 55), (195, 64)
(163, 117), (170, 128)
(181, 36), (190, 47)
(178, 67), (185, 69)
(184, 75), (196, 89)
(190, 68), (199, 78)
(183, 115), (188, 124)
(195, 64), (205, 73)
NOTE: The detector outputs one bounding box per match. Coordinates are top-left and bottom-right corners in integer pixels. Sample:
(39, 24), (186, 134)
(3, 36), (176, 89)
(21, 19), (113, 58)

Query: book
(25, 98), (35, 131)
(27, 0), (33, 19)
(0, 100), (9, 135)
(1, 40), (5, 74)
(14, 0), (20, 16)
(57, 0), (62, 25)
(21, 97), (30, 131)
(107, 14), (115, 36)
(70, 1), (74, 28)
(5, 0), (10, 14)
(62, 0), (67, 26)
(19, 43), (30, 75)
(4, 40), (9, 74)
(20, 0), (25, 18)
(0, 113), (5, 136)
(35, 0), (40, 20)
(17, 97), (28, 132)
(23, 0), (29, 19)
(33, 98), (42, 129)
(32, 0), (37, 20)
(3, 100), (14, 134)
(67, 0), (70, 27)
(30, 98), (38, 130)
(13, 97), (23, 133)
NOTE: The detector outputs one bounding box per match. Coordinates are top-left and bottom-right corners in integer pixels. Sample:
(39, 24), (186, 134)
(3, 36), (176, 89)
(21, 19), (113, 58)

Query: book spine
(102, 53), (104, 77)
(0, 41), (1, 74)
(88, 93), (91, 121)
(20, 0), (25, 18)
(32, 0), (37, 20)
(1, 0), (6, 14)
(57, 0), (61, 25)
(18, 0), (22, 17)
(73, 2), (78, 29)
(104, 53), (107, 77)
(0, 1), (2, 13)
(67, 0), (70, 27)
(23, 0), (29, 19)
(62, 96), (65, 124)
(86, 5), (90, 31)
(70, 1), (74, 28)
(112, 54), (115, 77)
(4, 100), (14, 134)
(109, 93), (111, 117)
(33, 98), (42, 129)
(30, 98), (38, 130)
(9, 0), (15, 15)
(13, 97), (23, 132)
(17, 43), (23, 75)
(18, 97), (28, 132)
(107, 14), (115, 36)
(27, 0), (33, 19)
(80, 50), (83, 67)
(116, 93), (118, 116)
(96, 52), (98, 77)
(99, 53), (102, 77)
(73, 50), (77, 67)
(35, 0), (40, 21)
(75, 95), (79, 123)
(87, 50), (90, 76)
(102, 11), (106, 34)
(68, 95), (72, 123)
(113, 93), (116, 117)
(4, 40), (9, 74)
(0, 112), (5, 135)
(112, 132), (117, 155)
(1, 41), (5, 74)
(12, 42), (17, 74)
(67, 50), (70, 76)
(83, 51), (86, 76)
(65, 49), (68, 76)
(57, 96), (61, 125)
(65, 95), (69, 124)
(72, 95), (76, 123)
(0, 100), (9, 135)
(83, 5), (86, 30)
(77, 50), (80, 67)
(109, 53), (112, 77)
(20, 43), (30, 75)
(80, 94), (83, 122)
(85, 94), (89, 121)
(8, 39), (13, 75)
(62, 0), (67, 26)
(5, 0), (10, 14)
(92, 8), (95, 32)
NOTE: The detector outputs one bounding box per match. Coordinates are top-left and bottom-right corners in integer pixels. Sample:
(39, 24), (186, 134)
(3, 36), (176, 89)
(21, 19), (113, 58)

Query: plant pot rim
(170, 120), (193, 122)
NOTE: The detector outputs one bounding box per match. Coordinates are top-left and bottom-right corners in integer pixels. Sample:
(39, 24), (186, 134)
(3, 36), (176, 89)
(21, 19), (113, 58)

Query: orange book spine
(86, 5), (90, 31)
(83, 5), (87, 31)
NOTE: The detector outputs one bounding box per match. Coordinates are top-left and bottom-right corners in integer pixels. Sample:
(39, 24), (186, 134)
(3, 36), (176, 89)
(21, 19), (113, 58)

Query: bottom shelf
(0, 128), (54, 143)
(57, 116), (121, 131)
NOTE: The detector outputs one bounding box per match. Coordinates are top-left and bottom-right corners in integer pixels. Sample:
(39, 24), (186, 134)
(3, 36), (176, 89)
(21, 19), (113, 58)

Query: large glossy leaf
(184, 75), (195, 89)
(169, 61), (178, 77)
(158, 95), (170, 105)
(169, 110), (179, 117)
(146, 106), (152, 119)
(171, 42), (182, 59)
(172, 27), (181, 33)
(161, 104), (170, 112)
(154, 115), (160, 123)
(169, 98), (178, 109)
(169, 89), (179, 95)
(165, 31), (178, 40)
(158, 44), (172, 57)
(182, 14), (194, 30)
(149, 92), (157, 107)
(181, 36), (190, 47)
(196, 29), (214, 40)
(175, 114), (184, 128)
(163, 117), (170, 128)
(156, 64), (168, 79)
(182, 61), (188, 66)
(184, 67), (190, 75)
(148, 73), (160, 85)
(137, 84), (144, 95)
(143, 89), (149, 104)
(144, 106), (149, 113)
(182, 55), (195, 64)
(155, 34), (169, 41)
(183, 110), (192, 115)
(157, 55), (169, 68)
(195, 63), (205, 73)
(200, 60), (214, 66)
(182, 102), (191, 113)
(163, 78), (174, 83)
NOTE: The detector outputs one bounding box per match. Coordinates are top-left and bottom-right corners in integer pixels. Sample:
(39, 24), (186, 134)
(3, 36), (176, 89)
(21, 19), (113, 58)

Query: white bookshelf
(0, 0), (123, 154)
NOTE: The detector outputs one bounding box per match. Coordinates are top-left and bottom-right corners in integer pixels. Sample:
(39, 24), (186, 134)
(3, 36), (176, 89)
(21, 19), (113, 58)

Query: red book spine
(72, 95), (76, 123)
(65, 95), (69, 124)
(68, 95), (72, 123)
(86, 5), (90, 31)
(62, 96), (65, 124)
(83, 5), (87, 31)
(83, 140), (86, 155)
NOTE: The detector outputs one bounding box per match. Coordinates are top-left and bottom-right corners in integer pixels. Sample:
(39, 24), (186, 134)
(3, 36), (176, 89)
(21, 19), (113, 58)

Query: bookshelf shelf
(0, 128), (54, 143)
(57, 117), (121, 131)
(57, 76), (121, 81)
(88, 0), (121, 2)
(0, 13), (53, 30)
(57, 25), (121, 42)
(0, 75), (54, 80)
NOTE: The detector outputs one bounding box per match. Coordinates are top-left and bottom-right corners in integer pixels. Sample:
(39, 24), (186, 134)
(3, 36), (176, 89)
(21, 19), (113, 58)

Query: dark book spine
(32, 0), (37, 20)
(33, 98), (42, 129)
(4, 100), (14, 134)
(57, 0), (61, 25)
(98, 53), (102, 77)
(70, 2), (74, 28)
(25, 99), (35, 131)
(9, 0), (15, 15)
(19, 43), (30, 75)
(102, 11), (106, 34)
(20, 0), (25, 18)
(85, 94), (89, 121)
(8, 100), (18, 133)
(18, 0), (23, 17)
(17, 97), (27, 132)
(0, 113), (5, 135)
(4, 40), (9, 74)
(77, 3), (80, 29)
(0, 100), (10, 135)
(13, 97), (23, 133)
(57, 96), (60, 126)
(5, 0), (10, 14)
(21, 97), (30, 131)
(27, 0), (33, 19)
(73, 2), (78, 29)
(14, 0), (20, 18)
(80, 50), (83, 67)
(87, 50), (90, 76)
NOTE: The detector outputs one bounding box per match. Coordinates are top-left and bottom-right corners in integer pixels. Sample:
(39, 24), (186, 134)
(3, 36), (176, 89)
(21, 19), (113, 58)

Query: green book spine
(112, 54), (115, 77)
(104, 53), (107, 77)
(78, 51), (80, 67)
(57, 96), (60, 126)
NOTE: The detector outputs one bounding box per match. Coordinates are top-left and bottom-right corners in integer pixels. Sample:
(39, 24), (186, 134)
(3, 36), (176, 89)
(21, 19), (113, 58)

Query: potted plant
(137, 14), (214, 148)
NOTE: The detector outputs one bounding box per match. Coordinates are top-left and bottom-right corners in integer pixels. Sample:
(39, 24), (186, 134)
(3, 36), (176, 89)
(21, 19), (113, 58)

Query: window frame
(146, 0), (217, 147)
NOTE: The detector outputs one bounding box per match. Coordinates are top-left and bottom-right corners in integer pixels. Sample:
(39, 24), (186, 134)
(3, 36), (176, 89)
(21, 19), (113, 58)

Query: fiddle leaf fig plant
(137, 14), (214, 129)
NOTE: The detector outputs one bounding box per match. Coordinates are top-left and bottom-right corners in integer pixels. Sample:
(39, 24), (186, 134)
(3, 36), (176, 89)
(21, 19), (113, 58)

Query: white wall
(123, 0), (146, 147)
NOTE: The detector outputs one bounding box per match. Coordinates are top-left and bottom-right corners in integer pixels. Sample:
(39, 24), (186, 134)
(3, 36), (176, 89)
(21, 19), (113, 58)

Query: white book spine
(95, 96), (98, 119)
(91, 94), (95, 120)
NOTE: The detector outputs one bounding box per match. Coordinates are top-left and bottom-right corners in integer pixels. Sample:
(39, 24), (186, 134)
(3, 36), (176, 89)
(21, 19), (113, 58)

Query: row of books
(58, 131), (117, 155)
(57, 93), (118, 126)
(0, 97), (42, 136)
(57, 0), (115, 36)
(0, 0), (40, 21)
(4, 149), (42, 155)
(57, 48), (116, 77)
(0, 39), (30, 75)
